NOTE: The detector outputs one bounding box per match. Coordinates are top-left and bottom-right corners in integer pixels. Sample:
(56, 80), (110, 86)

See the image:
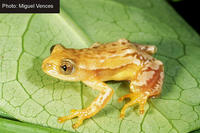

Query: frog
(42, 39), (164, 129)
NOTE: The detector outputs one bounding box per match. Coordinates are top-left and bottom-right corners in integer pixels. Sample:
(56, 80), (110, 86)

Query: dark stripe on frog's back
(73, 42), (137, 59)
(62, 42), (153, 70)
(63, 45), (152, 64)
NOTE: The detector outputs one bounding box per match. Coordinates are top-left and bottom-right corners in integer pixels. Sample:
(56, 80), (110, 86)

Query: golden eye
(60, 59), (75, 75)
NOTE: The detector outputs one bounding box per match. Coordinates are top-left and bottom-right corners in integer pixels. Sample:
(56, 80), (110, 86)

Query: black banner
(0, 0), (59, 13)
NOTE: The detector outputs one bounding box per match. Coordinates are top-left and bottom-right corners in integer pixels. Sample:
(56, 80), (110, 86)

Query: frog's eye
(60, 59), (75, 75)
(50, 45), (56, 54)
(50, 44), (65, 54)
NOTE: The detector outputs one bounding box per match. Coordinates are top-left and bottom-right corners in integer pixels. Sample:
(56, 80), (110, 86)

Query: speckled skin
(42, 39), (164, 128)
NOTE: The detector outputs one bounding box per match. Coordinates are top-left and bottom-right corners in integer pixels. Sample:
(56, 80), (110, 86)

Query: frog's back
(63, 39), (153, 70)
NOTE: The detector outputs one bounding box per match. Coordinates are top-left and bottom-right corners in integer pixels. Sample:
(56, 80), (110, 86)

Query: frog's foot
(58, 109), (88, 129)
(118, 92), (149, 118)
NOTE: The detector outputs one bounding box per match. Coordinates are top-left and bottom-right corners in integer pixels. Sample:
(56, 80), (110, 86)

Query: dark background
(169, 2), (199, 132)
(168, 0), (200, 34)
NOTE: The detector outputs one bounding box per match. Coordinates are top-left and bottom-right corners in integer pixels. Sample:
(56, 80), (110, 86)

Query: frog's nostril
(42, 63), (52, 70)
(46, 63), (52, 67)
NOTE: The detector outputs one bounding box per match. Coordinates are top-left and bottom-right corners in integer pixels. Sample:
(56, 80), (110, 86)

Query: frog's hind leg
(118, 60), (164, 118)
(118, 92), (149, 118)
(134, 43), (157, 55)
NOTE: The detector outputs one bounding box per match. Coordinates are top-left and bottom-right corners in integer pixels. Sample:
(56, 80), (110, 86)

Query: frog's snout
(42, 57), (53, 72)
(42, 63), (52, 71)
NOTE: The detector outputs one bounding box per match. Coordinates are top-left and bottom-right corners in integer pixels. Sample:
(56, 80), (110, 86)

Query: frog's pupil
(62, 65), (67, 71)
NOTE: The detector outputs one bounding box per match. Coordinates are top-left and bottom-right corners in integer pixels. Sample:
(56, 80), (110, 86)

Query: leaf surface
(0, 0), (200, 132)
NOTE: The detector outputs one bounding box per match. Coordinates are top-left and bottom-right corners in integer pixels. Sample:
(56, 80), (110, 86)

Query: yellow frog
(42, 39), (164, 128)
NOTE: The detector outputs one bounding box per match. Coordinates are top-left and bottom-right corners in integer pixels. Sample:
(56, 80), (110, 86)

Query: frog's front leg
(58, 80), (114, 128)
(119, 60), (164, 118)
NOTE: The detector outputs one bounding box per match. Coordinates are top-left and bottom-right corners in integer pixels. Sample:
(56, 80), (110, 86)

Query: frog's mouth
(42, 62), (58, 76)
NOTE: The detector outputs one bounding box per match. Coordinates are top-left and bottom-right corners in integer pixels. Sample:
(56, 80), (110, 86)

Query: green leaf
(0, 110), (15, 119)
(191, 129), (200, 133)
(0, 117), (73, 133)
(0, 0), (200, 132)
